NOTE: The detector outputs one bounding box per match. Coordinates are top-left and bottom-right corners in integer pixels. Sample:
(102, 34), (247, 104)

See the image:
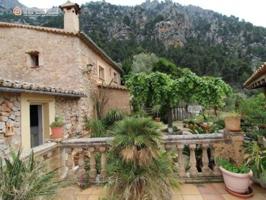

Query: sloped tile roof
(0, 78), (86, 97)
(97, 83), (128, 90)
(244, 63), (266, 89)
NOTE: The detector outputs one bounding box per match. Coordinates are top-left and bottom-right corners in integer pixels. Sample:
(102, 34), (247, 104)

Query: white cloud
(18, 0), (266, 27)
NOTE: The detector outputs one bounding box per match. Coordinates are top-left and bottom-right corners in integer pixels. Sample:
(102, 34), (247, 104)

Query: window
(27, 51), (39, 68)
(113, 72), (118, 83)
(99, 66), (105, 80)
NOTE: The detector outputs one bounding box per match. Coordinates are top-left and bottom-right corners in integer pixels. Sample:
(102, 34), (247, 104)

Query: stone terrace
(56, 183), (266, 200)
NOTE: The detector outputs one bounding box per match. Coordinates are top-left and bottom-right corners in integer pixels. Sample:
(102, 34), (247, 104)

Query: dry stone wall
(0, 93), (21, 152)
(55, 97), (83, 138)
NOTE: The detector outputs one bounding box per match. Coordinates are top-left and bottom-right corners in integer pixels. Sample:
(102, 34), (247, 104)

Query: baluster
(61, 147), (73, 179)
(177, 144), (186, 177)
(99, 146), (107, 181)
(66, 148), (74, 169)
(189, 144), (198, 176)
(202, 143), (211, 175)
(78, 148), (84, 169)
(211, 144), (221, 175)
(88, 147), (97, 182)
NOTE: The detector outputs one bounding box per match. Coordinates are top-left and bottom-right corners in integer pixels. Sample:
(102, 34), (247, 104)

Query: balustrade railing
(60, 133), (226, 183)
(61, 137), (112, 183)
(163, 134), (224, 182)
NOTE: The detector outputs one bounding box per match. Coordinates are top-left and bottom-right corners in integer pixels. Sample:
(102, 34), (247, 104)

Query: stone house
(0, 1), (130, 152)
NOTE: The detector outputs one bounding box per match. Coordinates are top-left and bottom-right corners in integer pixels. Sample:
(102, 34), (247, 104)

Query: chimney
(59, 1), (80, 33)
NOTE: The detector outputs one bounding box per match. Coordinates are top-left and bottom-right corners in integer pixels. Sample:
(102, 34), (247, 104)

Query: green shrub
(50, 116), (64, 128)
(106, 117), (179, 200)
(245, 141), (266, 178)
(0, 151), (62, 200)
(239, 93), (266, 126)
(217, 158), (250, 174)
(87, 119), (107, 137)
(103, 109), (124, 127)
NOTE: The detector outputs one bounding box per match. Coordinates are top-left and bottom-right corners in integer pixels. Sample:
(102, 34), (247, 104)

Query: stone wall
(0, 26), (122, 93)
(0, 93), (21, 150)
(213, 131), (244, 165)
(55, 97), (82, 138)
(101, 87), (131, 115)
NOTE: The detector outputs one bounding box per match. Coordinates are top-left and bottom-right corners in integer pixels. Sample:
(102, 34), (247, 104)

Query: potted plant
(245, 141), (266, 188)
(223, 112), (241, 132)
(50, 117), (64, 139)
(217, 158), (252, 195)
(152, 105), (161, 122)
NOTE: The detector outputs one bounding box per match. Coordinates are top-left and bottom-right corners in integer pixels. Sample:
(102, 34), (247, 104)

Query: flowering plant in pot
(50, 117), (64, 139)
(245, 141), (266, 188)
(223, 112), (241, 132)
(217, 158), (252, 195)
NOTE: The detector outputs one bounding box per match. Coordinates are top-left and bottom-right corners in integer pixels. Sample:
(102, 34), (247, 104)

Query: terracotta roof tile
(244, 62), (266, 89)
(0, 78), (86, 97)
(97, 83), (128, 90)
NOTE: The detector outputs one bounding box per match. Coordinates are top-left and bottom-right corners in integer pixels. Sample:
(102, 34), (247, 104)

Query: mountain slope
(0, 0), (24, 9)
(1, 0), (266, 87)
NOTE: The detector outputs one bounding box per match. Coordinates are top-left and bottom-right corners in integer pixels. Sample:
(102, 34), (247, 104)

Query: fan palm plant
(0, 150), (62, 200)
(106, 117), (179, 200)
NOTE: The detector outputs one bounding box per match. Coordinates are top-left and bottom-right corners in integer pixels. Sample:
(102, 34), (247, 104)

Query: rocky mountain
(0, 0), (24, 10)
(1, 0), (266, 87)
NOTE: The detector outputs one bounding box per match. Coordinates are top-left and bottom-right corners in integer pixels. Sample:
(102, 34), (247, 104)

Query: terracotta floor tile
(222, 194), (244, 200)
(87, 195), (100, 200)
(197, 183), (217, 194)
(211, 183), (228, 194)
(252, 184), (266, 194)
(172, 194), (184, 200)
(249, 193), (266, 200)
(77, 195), (89, 200)
(182, 194), (204, 200)
(202, 194), (225, 200)
(180, 184), (201, 195)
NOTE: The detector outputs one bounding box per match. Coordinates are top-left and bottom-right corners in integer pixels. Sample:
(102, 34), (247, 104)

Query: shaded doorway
(30, 105), (43, 148)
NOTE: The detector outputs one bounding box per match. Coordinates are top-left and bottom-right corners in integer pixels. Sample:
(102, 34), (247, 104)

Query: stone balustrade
(61, 137), (113, 183)
(16, 131), (242, 184)
(163, 133), (225, 182)
(59, 131), (243, 183)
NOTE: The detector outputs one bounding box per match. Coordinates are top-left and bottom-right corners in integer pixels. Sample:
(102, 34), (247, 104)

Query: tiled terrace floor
(56, 183), (266, 200)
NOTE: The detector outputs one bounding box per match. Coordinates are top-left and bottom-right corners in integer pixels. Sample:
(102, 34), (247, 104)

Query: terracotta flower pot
(220, 166), (252, 194)
(224, 116), (241, 132)
(51, 127), (64, 139)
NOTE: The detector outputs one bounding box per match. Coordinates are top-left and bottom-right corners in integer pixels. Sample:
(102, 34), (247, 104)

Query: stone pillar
(211, 144), (221, 176)
(229, 132), (244, 165)
(201, 143), (210, 175)
(88, 147), (97, 182)
(177, 144), (186, 177)
(99, 146), (107, 181)
(189, 144), (198, 176)
(214, 131), (244, 166)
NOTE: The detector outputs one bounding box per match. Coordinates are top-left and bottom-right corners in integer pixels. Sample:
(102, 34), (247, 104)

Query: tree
(152, 57), (178, 77)
(106, 117), (178, 200)
(194, 76), (232, 115)
(126, 70), (232, 129)
(131, 53), (159, 73)
(126, 72), (179, 131)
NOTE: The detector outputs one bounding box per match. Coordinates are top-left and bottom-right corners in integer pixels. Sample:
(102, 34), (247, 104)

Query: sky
(19, 0), (266, 27)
